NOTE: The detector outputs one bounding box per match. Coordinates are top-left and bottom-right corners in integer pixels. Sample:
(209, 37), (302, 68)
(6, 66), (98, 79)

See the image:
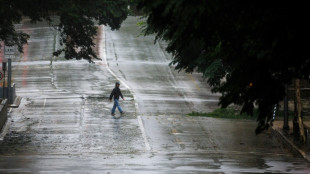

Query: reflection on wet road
(0, 17), (309, 173)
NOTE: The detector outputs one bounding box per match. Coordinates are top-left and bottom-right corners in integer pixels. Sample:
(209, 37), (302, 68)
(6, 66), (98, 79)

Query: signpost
(4, 45), (16, 59)
(2, 62), (6, 99)
(3, 44), (16, 103)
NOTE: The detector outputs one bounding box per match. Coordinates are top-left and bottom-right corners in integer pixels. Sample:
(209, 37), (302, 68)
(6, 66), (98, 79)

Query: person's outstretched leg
(115, 99), (123, 113)
(111, 100), (117, 115)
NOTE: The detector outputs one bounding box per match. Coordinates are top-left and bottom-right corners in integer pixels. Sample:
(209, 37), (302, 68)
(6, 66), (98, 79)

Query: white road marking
(138, 116), (151, 151)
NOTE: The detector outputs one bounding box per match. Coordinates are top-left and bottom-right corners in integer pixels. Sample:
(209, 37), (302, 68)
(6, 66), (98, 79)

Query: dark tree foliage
(137, 0), (310, 134)
(0, 0), (129, 62)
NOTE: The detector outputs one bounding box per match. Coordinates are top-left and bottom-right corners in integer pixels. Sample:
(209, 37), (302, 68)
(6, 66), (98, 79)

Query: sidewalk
(272, 120), (310, 162)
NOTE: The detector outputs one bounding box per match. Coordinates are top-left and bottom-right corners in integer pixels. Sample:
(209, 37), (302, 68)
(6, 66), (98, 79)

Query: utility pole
(8, 58), (12, 103)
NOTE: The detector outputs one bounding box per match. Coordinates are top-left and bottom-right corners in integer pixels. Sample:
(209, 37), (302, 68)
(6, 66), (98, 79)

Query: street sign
(5, 45), (15, 52)
(4, 45), (17, 59)
(4, 55), (15, 59)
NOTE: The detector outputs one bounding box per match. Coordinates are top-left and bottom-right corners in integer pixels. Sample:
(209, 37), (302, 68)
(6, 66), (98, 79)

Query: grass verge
(188, 107), (257, 120)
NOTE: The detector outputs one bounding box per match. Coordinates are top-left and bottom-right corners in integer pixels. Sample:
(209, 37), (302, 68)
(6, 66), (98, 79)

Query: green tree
(137, 0), (310, 134)
(0, 0), (129, 62)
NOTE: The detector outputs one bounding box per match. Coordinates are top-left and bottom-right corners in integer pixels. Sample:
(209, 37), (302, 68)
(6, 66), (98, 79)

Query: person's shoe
(111, 113), (115, 116)
(120, 112), (125, 116)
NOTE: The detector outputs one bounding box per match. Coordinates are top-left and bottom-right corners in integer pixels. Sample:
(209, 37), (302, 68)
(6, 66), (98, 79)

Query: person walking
(109, 81), (125, 116)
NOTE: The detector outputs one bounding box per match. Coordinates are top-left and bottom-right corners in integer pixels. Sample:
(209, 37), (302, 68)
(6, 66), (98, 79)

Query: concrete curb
(272, 127), (310, 162)
(0, 99), (8, 132)
(8, 96), (22, 108)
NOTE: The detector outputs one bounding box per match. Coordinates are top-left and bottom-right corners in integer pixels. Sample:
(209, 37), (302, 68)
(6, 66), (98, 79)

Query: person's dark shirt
(109, 87), (123, 100)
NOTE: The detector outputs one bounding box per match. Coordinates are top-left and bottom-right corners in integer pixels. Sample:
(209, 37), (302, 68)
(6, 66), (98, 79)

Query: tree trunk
(293, 98), (299, 136)
(295, 79), (306, 142)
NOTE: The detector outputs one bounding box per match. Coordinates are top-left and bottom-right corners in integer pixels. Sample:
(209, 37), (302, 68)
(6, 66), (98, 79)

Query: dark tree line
(0, 0), (129, 62)
(136, 0), (310, 135)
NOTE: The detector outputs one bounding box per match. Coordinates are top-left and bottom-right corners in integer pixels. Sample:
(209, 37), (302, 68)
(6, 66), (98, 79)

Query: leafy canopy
(137, 0), (310, 134)
(0, 0), (129, 62)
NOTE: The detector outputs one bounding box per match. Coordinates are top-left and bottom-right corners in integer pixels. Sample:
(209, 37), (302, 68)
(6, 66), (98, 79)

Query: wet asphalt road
(105, 17), (219, 115)
(0, 17), (309, 173)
